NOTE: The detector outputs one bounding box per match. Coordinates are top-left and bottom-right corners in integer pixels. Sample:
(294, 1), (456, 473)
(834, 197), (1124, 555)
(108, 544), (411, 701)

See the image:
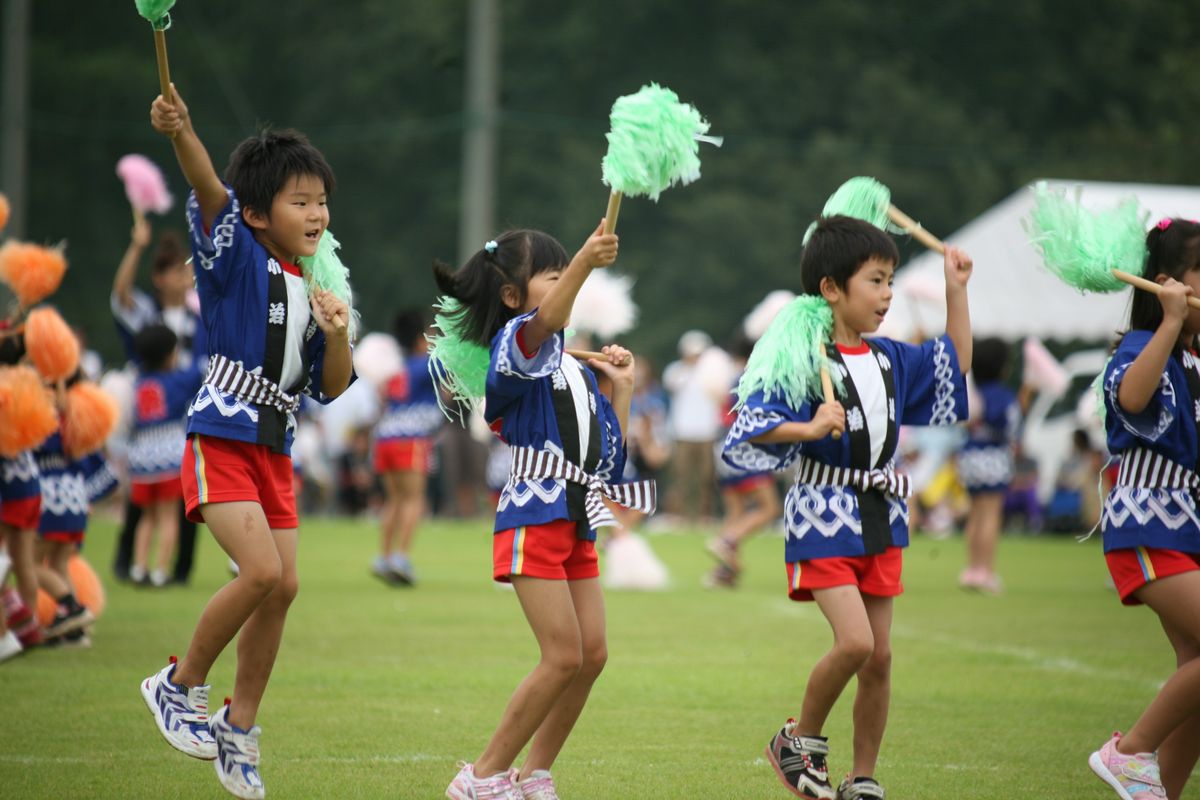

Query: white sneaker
(446, 762), (523, 800)
(210, 701), (265, 800)
(0, 550), (12, 585)
(150, 569), (169, 587)
(140, 658), (218, 760)
(0, 630), (22, 663)
(517, 770), (560, 800)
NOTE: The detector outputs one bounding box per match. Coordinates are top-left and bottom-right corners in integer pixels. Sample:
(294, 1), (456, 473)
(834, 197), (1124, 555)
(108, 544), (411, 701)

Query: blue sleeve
(484, 310), (564, 423)
(186, 186), (253, 294)
(1104, 351), (1176, 443)
(721, 391), (809, 472)
(82, 454), (119, 502)
(888, 334), (968, 426)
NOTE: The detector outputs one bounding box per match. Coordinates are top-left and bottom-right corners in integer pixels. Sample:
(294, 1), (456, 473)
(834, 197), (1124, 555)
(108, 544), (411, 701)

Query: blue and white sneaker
(140, 657), (217, 760)
(210, 700), (265, 800)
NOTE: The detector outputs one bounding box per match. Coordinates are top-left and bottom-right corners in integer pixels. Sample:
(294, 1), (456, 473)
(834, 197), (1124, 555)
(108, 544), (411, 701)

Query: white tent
(877, 179), (1200, 342)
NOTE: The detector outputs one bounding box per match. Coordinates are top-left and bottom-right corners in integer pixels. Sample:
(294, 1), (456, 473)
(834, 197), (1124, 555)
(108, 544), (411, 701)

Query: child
(128, 324), (203, 587)
(141, 84), (353, 800)
(371, 309), (443, 585)
(433, 224), (650, 800)
(956, 337), (1020, 594)
(1088, 218), (1200, 800)
(723, 216), (972, 799)
(707, 335), (782, 588)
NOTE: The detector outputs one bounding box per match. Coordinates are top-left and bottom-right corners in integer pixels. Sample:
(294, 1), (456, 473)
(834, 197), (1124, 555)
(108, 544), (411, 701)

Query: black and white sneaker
(765, 719), (835, 799)
(836, 776), (885, 799)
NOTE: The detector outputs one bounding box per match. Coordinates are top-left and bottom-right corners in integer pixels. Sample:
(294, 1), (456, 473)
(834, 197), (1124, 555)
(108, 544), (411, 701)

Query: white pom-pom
(1023, 337), (1069, 397)
(570, 271), (638, 338)
(352, 332), (404, 389)
(602, 533), (670, 590)
(742, 290), (796, 341)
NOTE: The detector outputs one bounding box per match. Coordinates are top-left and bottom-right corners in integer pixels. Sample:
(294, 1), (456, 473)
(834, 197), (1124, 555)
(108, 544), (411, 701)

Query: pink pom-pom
(1023, 337), (1069, 397)
(116, 154), (173, 215)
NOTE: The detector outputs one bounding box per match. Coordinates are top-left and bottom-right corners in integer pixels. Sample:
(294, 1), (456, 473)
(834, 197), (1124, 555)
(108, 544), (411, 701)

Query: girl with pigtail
(431, 222), (656, 800)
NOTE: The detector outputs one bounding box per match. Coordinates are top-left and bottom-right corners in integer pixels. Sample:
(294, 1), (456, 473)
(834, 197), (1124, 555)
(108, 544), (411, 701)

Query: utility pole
(1, 0), (31, 238)
(457, 0), (499, 264)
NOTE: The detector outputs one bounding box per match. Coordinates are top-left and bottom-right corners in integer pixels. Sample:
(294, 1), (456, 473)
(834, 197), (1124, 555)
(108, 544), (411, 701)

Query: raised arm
(943, 245), (974, 375)
(1117, 279), (1190, 415)
(112, 215), (151, 310)
(520, 219), (618, 353)
(149, 84), (227, 232)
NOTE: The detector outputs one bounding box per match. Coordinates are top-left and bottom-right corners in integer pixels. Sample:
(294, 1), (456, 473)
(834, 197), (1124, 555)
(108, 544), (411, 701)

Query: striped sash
(508, 446), (656, 529)
(204, 354), (302, 415)
(1116, 448), (1200, 492)
(795, 457), (912, 498)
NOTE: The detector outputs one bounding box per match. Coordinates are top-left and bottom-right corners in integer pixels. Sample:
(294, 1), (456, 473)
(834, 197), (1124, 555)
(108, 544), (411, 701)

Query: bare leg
(796, 586), (873, 736)
(395, 469), (426, 556)
(378, 472), (401, 559)
(969, 492), (1004, 575)
(155, 499), (179, 576)
(6, 526), (40, 610)
(1120, 572), (1200, 757)
(850, 595), (894, 779)
(172, 502), (282, 689)
(133, 503), (154, 575)
(1157, 617), (1200, 799)
(520, 578), (607, 778)
(726, 482), (782, 544)
(34, 539), (69, 598)
(228, 527), (298, 729)
(473, 578), (583, 777)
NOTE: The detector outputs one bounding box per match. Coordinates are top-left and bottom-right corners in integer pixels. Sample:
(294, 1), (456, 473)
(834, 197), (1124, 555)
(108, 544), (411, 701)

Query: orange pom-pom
(61, 381), (118, 458)
(0, 193), (9, 233)
(36, 555), (105, 626)
(25, 306), (79, 382)
(0, 240), (67, 308)
(0, 365), (58, 457)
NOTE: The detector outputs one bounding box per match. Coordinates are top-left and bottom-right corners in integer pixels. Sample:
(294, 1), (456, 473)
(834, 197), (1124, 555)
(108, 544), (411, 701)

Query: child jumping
(433, 224), (653, 800)
(1088, 217), (1200, 800)
(140, 84), (353, 800)
(724, 215), (972, 799)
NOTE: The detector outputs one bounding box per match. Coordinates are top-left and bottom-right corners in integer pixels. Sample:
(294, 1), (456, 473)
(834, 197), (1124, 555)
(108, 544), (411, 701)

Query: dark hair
(1128, 219), (1200, 334)
(0, 325), (24, 365)
(133, 324), (178, 372)
(971, 337), (1010, 384)
(151, 231), (187, 275)
(432, 229), (570, 345)
(800, 215), (900, 295)
(224, 128), (336, 219)
(391, 308), (428, 350)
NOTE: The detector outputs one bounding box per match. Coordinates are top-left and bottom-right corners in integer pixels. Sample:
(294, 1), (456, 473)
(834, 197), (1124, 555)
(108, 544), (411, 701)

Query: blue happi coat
(35, 433), (118, 535)
(376, 354), (444, 442)
(958, 381), (1020, 493)
(130, 363), (205, 482)
(485, 310), (627, 541)
(1101, 330), (1200, 554)
(185, 187), (347, 455)
(723, 334), (967, 562)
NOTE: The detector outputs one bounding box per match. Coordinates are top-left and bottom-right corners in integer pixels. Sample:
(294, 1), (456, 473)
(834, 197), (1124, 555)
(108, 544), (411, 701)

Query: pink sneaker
(517, 770), (559, 800)
(446, 762), (523, 800)
(1088, 732), (1166, 800)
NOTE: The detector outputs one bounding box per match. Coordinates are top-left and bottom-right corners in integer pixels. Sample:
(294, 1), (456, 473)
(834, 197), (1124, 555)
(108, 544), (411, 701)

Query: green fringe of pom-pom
(427, 297), (492, 418)
(296, 230), (360, 341)
(803, 176), (903, 245)
(134, 0), (175, 28)
(1025, 182), (1149, 293)
(601, 83), (719, 201)
(735, 295), (842, 410)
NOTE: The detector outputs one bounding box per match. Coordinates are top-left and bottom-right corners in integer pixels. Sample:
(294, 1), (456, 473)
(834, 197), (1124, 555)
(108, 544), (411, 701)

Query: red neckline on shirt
(836, 342), (870, 355)
(279, 260), (302, 277)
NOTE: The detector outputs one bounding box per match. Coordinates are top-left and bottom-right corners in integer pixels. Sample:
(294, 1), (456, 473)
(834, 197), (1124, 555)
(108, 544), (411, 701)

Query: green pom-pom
(1026, 182), (1149, 293)
(735, 295), (842, 410)
(296, 230), (360, 340)
(427, 297), (491, 416)
(601, 83), (719, 201)
(135, 0), (175, 28)
(803, 176), (902, 244)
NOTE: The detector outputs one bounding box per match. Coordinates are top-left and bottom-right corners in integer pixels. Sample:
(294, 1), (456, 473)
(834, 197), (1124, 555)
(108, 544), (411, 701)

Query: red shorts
(723, 474), (774, 494)
(374, 438), (433, 474)
(0, 496), (41, 531)
(1106, 547), (1200, 606)
(40, 530), (83, 544)
(492, 519), (599, 582)
(786, 547), (904, 602)
(182, 435), (298, 529)
(130, 476), (183, 508)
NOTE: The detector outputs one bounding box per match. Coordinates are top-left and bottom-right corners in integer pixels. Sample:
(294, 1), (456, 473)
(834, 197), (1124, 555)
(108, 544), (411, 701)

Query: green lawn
(0, 517), (1190, 799)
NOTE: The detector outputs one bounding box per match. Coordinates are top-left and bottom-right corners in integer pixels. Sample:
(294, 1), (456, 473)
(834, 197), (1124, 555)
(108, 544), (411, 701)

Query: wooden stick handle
(1112, 269), (1200, 310)
(566, 347), (633, 366)
(818, 343), (842, 440)
(887, 205), (945, 255)
(152, 28), (177, 140)
(603, 191), (622, 235)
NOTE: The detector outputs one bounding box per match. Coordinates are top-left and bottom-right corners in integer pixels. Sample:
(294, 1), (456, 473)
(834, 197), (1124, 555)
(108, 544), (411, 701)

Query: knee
(542, 645), (584, 683)
(239, 558), (282, 596)
(579, 642), (608, 681)
(859, 645), (892, 682)
(833, 635), (875, 672)
(271, 573), (299, 608)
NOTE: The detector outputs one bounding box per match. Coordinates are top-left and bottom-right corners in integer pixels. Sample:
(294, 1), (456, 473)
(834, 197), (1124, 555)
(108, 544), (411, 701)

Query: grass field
(0, 516), (1191, 799)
